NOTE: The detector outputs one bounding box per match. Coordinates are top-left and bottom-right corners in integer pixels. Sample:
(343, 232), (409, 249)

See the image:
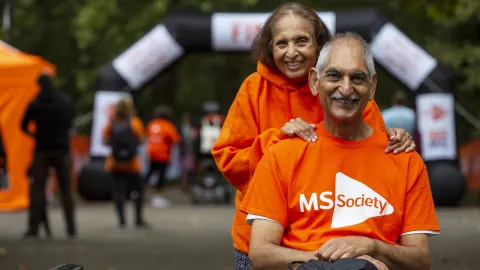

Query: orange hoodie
(211, 62), (386, 254)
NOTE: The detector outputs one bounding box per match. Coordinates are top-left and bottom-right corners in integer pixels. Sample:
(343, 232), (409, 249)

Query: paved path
(0, 189), (478, 270)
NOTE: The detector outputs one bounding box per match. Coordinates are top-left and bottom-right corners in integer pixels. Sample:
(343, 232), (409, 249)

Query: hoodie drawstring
(282, 85), (293, 120)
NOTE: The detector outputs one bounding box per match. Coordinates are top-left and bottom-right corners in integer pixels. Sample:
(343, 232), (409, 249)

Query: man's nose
(338, 77), (354, 96)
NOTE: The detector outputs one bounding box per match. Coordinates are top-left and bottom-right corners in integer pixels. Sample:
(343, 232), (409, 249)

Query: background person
(382, 90), (416, 138)
(145, 105), (181, 208)
(103, 98), (148, 228)
(21, 73), (76, 238)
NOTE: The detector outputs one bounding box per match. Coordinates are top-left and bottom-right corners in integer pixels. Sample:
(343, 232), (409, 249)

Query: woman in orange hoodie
(211, 2), (416, 270)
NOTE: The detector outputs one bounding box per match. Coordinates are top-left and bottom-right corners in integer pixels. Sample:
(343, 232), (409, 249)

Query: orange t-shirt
(103, 116), (144, 173)
(240, 123), (439, 251)
(212, 62), (387, 254)
(146, 118), (181, 162)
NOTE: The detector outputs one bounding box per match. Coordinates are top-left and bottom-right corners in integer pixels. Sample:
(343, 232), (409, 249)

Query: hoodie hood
(257, 62), (312, 93)
(257, 61), (314, 119)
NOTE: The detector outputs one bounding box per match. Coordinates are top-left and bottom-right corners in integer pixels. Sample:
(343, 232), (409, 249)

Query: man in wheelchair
(241, 34), (439, 270)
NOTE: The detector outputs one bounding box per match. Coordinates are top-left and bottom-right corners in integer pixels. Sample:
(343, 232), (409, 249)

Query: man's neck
(322, 116), (373, 141)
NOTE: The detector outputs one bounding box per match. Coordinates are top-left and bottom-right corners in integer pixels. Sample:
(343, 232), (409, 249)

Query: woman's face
(272, 15), (317, 82)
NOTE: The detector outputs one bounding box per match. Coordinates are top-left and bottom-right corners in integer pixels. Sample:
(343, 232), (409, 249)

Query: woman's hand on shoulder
(281, 117), (317, 143)
(385, 128), (416, 154)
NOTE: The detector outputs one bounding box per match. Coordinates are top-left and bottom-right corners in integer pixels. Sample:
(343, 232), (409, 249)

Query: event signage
(370, 23), (437, 91)
(416, 92), (457, 161)
(89, 91), (132, 157)
(112, 24), (185, 90)
(211, 12), (336, 51)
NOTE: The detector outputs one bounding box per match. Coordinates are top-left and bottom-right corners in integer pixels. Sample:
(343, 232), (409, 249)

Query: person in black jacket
(21, 73), (76, 238)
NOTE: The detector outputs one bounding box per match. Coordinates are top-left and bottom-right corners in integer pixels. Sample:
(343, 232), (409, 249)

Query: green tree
(4, 0), (478, 140)
(408, 0), (480, 141)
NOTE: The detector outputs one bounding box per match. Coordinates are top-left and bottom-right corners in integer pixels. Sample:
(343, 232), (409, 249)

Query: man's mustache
(330, 92), (360, 101)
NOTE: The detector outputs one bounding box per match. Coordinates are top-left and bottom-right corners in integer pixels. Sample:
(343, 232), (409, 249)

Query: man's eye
(352, 77), (366, 84)
(327, 74), (339, 79)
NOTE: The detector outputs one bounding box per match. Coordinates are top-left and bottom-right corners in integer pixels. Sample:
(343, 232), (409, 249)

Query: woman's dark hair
(251, 2), (331, 66)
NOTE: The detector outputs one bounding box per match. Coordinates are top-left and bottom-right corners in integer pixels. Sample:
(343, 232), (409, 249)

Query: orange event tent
(0, 40), (56, 211)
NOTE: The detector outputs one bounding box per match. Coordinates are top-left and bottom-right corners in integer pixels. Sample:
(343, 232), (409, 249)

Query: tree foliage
(1, 0), (479, 140)
(414, 0), (480, 140)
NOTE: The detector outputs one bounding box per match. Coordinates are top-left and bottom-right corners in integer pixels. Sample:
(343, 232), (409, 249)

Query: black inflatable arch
(84, 9), (465, 205)
(95, 9), (454, 93)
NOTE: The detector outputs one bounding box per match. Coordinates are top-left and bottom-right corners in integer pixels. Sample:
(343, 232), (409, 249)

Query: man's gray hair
(315, 32), (376, 79)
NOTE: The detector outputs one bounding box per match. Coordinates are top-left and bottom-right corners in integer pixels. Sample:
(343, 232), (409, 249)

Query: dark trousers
(111, 172), (145, 225)
(28, 151), (75, 235)
(144, 161), (168, 190)
(234, 249), (250, 270)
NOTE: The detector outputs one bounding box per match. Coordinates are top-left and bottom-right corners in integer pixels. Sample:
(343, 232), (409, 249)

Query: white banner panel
(112, 24), (185, 90)
(370, 23), (437, 91)
(211, 12), (336, 51)
(90, 91), (132, 157)
(416, 93), (457, 161)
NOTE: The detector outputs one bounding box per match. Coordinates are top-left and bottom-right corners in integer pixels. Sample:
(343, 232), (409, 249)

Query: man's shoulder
(271, 137), (308, 151)
(385, 148), (426, 176)
(354, 130), (425, 171)
(267, 138), (310, 163)
(370, 130), (390, 147)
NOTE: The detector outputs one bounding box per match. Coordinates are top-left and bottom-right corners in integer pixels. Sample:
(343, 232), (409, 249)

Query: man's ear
(369, 74), (377, 100)
(308, 67), (319, 96)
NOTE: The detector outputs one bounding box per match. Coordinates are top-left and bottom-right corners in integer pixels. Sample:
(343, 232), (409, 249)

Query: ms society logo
(299, 172), (394, 228)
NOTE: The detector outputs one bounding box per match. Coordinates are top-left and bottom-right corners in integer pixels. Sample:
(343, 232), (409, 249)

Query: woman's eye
(297, 39), (309, 45)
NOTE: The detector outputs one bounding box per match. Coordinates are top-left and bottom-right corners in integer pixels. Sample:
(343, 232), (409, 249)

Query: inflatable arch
(85, 9), (465, 205)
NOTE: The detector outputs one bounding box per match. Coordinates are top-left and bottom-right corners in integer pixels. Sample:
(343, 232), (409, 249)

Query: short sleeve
(240, 148), (289, 227)
(401, 164), (440, 235)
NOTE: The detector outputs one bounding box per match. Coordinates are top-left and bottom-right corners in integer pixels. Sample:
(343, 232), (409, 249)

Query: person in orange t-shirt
(145, 105), (181, 208)
(242, 33), (439, 270)
(211, 3), (416, 269)
(103, 98), (148, 228)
